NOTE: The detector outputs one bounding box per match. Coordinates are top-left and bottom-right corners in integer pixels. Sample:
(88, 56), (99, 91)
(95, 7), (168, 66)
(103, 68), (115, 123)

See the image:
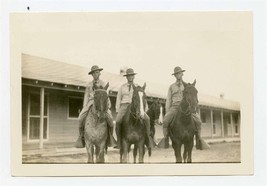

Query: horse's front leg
(187, 139), (194, 163)
(133, 144), (137, 164)
(175, 141), (182, 163)
(96, 143), (106, 163)
(85, 143), (94, 163)
(121, 139), (128, 163)
(183, 144), (188, 163)
(138, 142), (144, 163)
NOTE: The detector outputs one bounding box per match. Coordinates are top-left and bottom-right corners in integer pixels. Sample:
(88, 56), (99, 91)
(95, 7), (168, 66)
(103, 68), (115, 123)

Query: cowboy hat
(172, 66), (185, 75)
(88, 65), (103, 75)
(123, 68), (137, 76)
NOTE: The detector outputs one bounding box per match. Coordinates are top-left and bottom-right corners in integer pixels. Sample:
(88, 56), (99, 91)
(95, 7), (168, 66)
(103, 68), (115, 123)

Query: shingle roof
(22, 54), (240, 111)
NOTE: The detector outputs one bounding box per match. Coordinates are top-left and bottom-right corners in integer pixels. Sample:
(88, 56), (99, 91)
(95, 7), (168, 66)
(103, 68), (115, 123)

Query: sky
(12, 12), (252, 102)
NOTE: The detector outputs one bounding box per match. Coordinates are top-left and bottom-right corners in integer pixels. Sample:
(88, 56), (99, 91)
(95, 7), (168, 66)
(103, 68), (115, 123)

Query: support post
(39, 87), (44, 149)
(221, 111), (224, 138)
(230, 113), (234, 137)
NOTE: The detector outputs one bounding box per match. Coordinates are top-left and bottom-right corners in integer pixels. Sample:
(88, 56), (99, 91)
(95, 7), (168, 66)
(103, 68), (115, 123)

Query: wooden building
(21, 54), (240, 151)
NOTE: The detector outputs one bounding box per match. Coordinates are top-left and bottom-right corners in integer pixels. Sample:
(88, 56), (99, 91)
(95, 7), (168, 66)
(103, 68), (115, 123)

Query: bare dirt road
(23, 141), (240, 164)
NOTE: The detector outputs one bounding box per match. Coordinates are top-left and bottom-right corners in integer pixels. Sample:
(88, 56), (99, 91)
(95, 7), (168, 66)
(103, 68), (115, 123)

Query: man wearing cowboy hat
(115, 68), (152, 149)
(75, 65), (116, 148)
(160, 66), (203, 150)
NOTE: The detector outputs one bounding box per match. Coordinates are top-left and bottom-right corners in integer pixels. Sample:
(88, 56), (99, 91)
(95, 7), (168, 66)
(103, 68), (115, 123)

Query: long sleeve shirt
(83, 79), (111, 108)
(165, 81), (184, 113)
(116, 82), (148, 112)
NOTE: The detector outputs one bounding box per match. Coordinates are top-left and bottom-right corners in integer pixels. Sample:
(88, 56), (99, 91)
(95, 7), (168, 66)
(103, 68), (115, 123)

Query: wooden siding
(22, 84), (240, 150)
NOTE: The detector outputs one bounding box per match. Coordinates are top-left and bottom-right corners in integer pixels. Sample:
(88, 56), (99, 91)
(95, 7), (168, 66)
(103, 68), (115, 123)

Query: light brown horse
(84, 83), (109, 163)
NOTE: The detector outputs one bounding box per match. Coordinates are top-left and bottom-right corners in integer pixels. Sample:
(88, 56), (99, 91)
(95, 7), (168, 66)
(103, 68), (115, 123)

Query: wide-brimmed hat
(172, 66), (185, 75)
(123, 68), (137, 76)
(88, 65), (103, 75)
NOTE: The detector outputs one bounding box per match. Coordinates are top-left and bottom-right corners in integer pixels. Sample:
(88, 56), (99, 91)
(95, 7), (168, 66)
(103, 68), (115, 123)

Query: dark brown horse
(146, 100), (161, 145)
(120, 83), (148, 163)
(84, 83), (109, 163)
(169, 80), (198, 163)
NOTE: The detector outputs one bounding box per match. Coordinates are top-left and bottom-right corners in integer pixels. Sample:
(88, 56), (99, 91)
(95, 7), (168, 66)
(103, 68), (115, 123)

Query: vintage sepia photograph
(10, 12), (253, 176)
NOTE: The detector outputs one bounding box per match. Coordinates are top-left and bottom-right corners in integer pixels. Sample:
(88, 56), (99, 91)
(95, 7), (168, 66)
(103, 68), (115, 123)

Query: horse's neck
(89, 104), (99, 117)
(129, 104), (142, 123)
(180, 98), (191, 118)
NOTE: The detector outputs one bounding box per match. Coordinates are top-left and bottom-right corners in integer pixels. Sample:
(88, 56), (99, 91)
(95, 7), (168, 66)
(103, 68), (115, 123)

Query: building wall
(48, 90), (82, 143)
(200, 109), (212, 138)
(22, 85), (84, 145)
(22, 84), (240, 150)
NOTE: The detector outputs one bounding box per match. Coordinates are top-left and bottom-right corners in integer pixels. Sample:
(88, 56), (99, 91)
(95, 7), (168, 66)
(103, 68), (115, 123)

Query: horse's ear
(192, 79), (196, 86)
(142, 82), (146, 91)
(104, 82), (109, 90)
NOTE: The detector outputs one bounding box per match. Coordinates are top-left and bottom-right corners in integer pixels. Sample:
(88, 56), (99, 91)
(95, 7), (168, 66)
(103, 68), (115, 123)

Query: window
(28, 93), (49, 141)
(213, 113), (216, 123)
(233, 113), (238, 123)
(213, 124), (216, 135)
(68, 97), (83, 118)
(200, 111), (206, 123)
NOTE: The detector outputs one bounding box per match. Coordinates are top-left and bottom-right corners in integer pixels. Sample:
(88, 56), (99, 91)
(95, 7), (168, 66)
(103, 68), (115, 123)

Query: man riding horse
(115, 68), (152, 149)
(75, 65), (116, 148)
(161, 66), (203, 150)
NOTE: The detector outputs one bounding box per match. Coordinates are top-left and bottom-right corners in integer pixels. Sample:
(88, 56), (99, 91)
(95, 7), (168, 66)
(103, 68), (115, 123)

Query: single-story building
(21, 54), (240, 151)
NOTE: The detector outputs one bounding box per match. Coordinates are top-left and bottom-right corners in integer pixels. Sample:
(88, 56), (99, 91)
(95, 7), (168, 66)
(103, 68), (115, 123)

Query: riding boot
(75, 126), (85, 148)
(107, 126), (117, 147)
(195, 130), (203, 150)
(162, 126), (170, 148)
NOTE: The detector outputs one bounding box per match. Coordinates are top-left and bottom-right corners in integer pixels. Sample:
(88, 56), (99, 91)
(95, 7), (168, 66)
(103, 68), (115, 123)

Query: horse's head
(94, 82), (109, 118)
(131, 83), (147, 118)
(150, 100), (161, 120)
(182, 80), (198, 113)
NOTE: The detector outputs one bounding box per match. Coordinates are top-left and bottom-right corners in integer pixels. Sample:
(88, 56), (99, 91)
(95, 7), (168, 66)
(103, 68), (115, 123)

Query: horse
(146, 100), (161, 141)
(84, 83), (109, 163)
(169, 80), (198, 163)
(120, 83), (148, 163)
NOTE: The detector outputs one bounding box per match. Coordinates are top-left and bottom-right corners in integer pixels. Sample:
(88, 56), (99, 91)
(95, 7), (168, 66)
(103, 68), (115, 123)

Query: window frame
(26, 92), (49, 143)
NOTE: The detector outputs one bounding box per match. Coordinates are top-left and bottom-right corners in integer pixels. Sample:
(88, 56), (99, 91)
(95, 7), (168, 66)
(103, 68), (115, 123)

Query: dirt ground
(23, 141), (240, 164)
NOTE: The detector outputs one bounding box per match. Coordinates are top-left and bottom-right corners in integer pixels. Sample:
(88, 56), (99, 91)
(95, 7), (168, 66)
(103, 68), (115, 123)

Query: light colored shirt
(165, 81), (184, 113)
(116, 82), (148, 112)
(83, 79), (111, 108)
